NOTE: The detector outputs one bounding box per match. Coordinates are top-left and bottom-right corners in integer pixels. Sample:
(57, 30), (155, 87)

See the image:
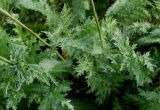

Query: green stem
(90, 0), (104, 48)
(0, 6), (65, 62)
(0, 7), (51, 47)
(0, 56), (14, 65)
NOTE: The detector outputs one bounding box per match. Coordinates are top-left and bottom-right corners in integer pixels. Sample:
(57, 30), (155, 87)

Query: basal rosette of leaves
(0, 0), (160, 110)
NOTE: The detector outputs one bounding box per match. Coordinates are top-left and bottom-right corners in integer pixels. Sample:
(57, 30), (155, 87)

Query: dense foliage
(0, 0), (160, 110)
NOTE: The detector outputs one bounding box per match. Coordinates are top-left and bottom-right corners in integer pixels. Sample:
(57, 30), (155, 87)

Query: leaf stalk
(0, 56), (14, 65)
(90, 0), (104, 48)
(0, 6), (65, 61)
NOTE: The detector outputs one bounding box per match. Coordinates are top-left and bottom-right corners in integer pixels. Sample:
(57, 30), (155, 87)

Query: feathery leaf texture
(0, 0), (160, 110)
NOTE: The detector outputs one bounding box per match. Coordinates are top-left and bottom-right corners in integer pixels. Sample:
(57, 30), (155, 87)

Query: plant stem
(0, 7), (51, 47)
(0, 6), (65, 61)
(90, 0), (104, 48)
(0, 56), (14, 65)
